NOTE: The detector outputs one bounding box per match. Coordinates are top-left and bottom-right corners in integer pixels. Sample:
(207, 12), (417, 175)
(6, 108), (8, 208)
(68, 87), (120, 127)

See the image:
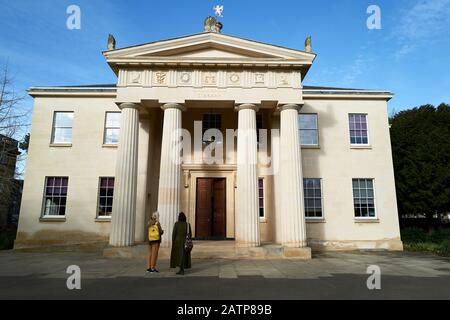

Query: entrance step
(103, 241), (312, 260)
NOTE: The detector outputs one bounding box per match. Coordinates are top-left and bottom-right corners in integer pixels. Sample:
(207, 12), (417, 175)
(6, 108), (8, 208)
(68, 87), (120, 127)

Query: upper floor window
(353, 178), (376, 218)
(98, 177), (115, 218)
(303, 178), (323, 218)
(202, 113), (222, 143)
(104, 112), (121, 145)
(299, 114), (318, 146)
(349, 114), (369, 145)
(258, 178), (265, 219)
(51, 112), (74, 144)
(42, 177), (68, 217)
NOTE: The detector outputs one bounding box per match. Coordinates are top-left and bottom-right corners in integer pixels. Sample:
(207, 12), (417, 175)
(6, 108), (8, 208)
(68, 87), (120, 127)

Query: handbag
(184, 223), (193, 252)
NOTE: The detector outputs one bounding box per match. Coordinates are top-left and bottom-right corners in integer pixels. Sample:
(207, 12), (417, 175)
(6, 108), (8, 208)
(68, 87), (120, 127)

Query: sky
(1, 0), (450, 142)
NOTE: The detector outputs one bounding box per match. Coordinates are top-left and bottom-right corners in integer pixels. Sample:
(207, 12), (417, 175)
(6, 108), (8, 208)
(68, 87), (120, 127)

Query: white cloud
(393, 0), (450, 57)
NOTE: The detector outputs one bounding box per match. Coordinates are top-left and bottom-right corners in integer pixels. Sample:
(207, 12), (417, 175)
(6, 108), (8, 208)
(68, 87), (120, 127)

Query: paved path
(1, 250), (450, 299)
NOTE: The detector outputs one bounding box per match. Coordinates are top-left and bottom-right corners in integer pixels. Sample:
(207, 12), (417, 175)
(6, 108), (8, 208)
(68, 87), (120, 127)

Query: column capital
(277, 103), (303, 112)
(161, 103), (186, 112)
(119, 102), (140, 110)
(235, 103), (259, 112)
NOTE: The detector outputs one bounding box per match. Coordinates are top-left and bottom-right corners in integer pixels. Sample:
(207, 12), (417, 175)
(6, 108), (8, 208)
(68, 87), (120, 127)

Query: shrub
(0, 230), (16, 250)
(401, 228), (428, 243)
(428, 229), (450, 244)
(437, 240), (450, 256)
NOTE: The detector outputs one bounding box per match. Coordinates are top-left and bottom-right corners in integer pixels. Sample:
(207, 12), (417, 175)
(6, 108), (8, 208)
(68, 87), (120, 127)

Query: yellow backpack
(148, 224), (160, 241)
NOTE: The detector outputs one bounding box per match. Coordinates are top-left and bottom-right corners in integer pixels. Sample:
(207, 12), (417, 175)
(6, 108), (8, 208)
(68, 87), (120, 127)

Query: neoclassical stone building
(15, 19), (403, 257)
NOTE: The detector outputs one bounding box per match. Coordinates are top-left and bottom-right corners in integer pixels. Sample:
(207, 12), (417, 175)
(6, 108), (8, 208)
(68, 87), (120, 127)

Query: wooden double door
(195, 178), (226, 239)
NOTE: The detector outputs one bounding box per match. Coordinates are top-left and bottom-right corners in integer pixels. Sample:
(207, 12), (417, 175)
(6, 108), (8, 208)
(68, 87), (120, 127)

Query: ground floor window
(42, 177), (68, 216)
(303, 178), (323, 218)
(258, 178), (265, 218)
(352, 178), (376, 218)
(98, 177), (115, 218)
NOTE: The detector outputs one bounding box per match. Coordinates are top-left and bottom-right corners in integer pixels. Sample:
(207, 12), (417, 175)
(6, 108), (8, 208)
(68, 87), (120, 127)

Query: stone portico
(104, 29), (316, 257)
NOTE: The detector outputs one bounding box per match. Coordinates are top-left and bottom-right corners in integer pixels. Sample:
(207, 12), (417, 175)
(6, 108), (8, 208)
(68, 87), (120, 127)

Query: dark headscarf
(178, 212), (186, 222)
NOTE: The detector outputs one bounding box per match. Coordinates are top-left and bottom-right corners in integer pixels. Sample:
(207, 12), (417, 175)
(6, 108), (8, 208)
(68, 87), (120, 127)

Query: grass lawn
(0, 229), (17, 250)
(401, 228), (450, 257)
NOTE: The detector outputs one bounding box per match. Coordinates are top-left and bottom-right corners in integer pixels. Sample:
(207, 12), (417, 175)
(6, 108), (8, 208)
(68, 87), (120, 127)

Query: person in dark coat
(170, 212), (192, 275)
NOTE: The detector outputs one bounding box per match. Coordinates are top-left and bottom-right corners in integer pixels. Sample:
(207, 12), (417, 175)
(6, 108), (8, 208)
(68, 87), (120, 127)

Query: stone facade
(15, 31), (403, 255)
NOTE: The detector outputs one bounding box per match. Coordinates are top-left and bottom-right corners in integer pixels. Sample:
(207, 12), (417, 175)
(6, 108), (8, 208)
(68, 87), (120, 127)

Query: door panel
(196, 179), (213, 237)
(213, 179), (226, 237)
(195, 178), (227, 239)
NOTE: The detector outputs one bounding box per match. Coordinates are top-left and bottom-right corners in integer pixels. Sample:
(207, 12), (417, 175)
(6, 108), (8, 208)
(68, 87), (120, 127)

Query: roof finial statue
(204, 4), (223, 33)
(305, 36), (312, 53)
(204, 16), (223, 33)
(107, 34), (116, 50)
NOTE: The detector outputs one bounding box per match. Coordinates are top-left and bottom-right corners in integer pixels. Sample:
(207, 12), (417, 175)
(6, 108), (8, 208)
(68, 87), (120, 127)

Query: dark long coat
(170, 221), (192, 269)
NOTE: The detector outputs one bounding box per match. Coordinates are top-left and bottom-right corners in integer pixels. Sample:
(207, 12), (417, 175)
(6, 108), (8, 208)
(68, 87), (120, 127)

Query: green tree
(390, 104), (450, 229)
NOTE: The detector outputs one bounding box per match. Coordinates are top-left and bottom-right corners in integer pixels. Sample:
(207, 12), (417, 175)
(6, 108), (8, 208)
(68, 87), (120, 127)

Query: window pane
(353, 179), (375, 218)
(349, 114), (369, 145)
(299, 114), (317, 130)
(42, 177), (68, 216)
(106, 112), (121, 127)
(258, 178), (264, 218)
(105, 129), (120, 144)
(98, 177), (115, 217)
(300, 130), (318, 145)
(55, 112), (73, 127)
(303, 178), (323, 218)
(53, 128), (72, 143)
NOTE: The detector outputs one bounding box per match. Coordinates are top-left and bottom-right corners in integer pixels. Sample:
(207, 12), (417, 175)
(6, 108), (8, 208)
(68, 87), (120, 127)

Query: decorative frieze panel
(153, 70), (168, 86)
(118, 69), (302, 89)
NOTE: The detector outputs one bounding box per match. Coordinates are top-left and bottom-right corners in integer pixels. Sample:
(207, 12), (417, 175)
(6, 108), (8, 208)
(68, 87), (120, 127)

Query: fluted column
(279, 104), (307, 247)
(235, 104), (260, 247)
(158, 103), (185, 248)
(109, 103), (140, 247)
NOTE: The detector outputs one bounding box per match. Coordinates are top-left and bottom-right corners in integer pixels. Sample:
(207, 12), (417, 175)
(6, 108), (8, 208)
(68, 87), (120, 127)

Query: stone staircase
(103, 240), (311, 259)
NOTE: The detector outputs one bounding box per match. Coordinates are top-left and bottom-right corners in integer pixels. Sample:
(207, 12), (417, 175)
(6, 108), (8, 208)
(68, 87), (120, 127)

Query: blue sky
(1, 0), (450, 138)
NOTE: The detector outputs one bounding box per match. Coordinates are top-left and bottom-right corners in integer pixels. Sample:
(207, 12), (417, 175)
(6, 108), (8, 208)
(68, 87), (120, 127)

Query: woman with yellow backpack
(147, 211), (164, 273)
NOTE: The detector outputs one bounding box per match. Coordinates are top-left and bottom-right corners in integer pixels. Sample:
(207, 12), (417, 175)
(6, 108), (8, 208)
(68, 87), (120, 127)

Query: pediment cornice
(103, 32), (316, 75)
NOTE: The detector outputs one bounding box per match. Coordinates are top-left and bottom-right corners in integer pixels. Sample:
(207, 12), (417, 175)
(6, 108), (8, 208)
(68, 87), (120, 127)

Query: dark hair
(178, 212), (186, 222)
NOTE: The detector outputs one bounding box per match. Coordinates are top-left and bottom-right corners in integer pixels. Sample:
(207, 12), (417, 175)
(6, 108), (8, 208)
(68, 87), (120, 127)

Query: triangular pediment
(104, 32), (316, 62)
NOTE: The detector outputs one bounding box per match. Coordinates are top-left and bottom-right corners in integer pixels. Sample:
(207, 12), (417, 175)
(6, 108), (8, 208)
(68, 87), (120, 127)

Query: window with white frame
(258, 178), (265, 218)
(353, 178), (376, 218)
(42, 177), (69, 217)
(349, 114), (369, 145)
(51, 112), (74, 144)
(104, 112), (121, 145)
(98, 177), (115, 218)
(303, 178), (323, 218)
(299, 114), (319, 146)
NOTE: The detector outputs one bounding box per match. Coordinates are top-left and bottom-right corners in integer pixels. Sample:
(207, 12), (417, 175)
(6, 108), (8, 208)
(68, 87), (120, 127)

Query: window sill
(355, 218), (379, 223)
(40, 216), (66, 222)
(49, 143), (72, 148)
(350, 145), (372, 150)
(95, 217), (112, 222)
(301, 145), (320, 149)
(306, 218), (326, 223)
(259, 218), (267, 224)
(102, 144), (118, 148)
